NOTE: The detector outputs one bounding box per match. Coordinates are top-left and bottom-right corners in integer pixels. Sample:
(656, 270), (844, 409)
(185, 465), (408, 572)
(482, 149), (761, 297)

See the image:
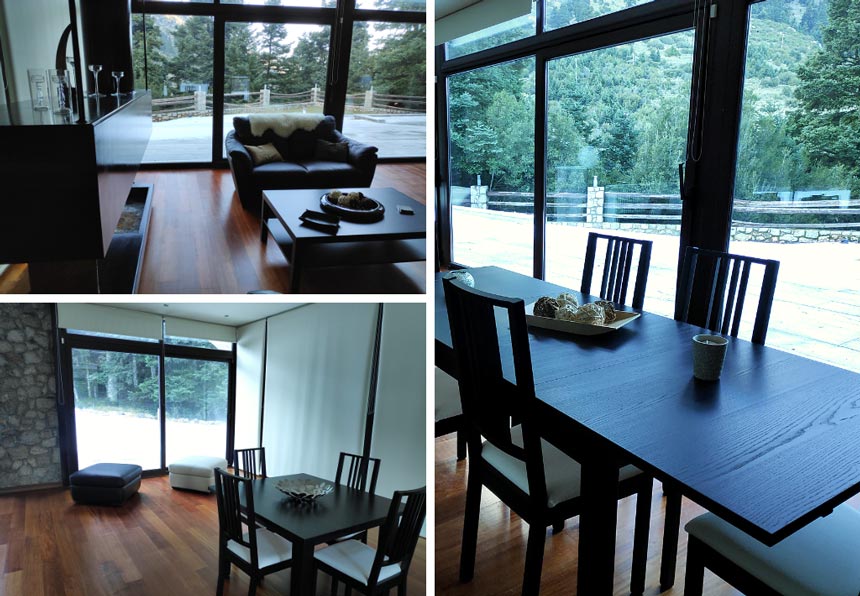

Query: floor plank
(0, 476), (425, 596)
(131, 163), (426, 294)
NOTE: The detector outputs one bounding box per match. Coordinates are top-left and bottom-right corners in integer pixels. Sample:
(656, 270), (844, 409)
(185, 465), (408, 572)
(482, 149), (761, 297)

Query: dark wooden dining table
(436, 266), (860, 594)
(244, 473), (392, 595)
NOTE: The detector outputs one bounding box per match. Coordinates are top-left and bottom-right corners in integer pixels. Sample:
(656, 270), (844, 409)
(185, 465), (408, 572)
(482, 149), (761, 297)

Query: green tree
(167, 16), (214, 92)
(256, 0), (291, 92)
(132, 15), (168, 98)
(789, 0), (860, 193)
(287, 28), (330, 94)
(225, 22), (261, 98)
(371, 23), (426, 97)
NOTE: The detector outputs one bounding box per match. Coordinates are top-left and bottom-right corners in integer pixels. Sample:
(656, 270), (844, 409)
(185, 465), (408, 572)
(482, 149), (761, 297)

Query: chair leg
(248, 576), (259, 596)
(456, 430), (467, 461)
(683, 537), (705, 596)
(399, 576), (407, 596)
(551, 521), (564, 534)
(660, 487), (683, 591)
(345, 586), (352, 596)
(630, 479), (652, 596)
(331, 576), (339, 595)
(522, 523), (546, 596)
(459, 469), (482, 582)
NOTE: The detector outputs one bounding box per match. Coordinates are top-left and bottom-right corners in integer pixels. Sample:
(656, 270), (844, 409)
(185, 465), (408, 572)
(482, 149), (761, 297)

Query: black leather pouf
(69, 463), (142, 506)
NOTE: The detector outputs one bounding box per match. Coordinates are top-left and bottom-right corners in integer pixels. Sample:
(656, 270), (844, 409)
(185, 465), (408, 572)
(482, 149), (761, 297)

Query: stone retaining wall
(558, 221), (860, 243)
(0, 304), (60, 490)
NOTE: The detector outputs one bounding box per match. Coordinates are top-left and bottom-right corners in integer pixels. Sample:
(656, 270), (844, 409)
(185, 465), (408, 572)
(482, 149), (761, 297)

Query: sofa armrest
(225, 131), (253, 175)
(333, 131), (378, 173)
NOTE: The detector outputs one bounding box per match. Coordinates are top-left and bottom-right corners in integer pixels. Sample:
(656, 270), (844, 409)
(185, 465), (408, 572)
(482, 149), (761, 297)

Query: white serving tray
(525, 302), (641, 336)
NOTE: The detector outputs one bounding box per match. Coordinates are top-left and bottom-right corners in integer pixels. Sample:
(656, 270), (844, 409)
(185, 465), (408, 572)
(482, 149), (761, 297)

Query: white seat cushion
(314, 539), (400, 586)
(435, 368), (462, 422)
(168, 455), (228, 477)
(227, 528), (293, 570)
(686, 504), (860, 596)
(482, 425), (641, 508)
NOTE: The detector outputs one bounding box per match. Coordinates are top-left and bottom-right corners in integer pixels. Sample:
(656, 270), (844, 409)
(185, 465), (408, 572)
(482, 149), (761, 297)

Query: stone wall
(0, 304), (60, 489)
(561, 221), (860, 243)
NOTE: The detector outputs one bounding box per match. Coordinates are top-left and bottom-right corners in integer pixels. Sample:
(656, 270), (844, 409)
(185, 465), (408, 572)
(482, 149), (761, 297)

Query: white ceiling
(106, 303), (306, 327)
(436, 0), (481, 19)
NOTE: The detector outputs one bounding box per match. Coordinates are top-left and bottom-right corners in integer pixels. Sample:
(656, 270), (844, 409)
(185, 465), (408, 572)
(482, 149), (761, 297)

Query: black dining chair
(329, 452), (383, 549)
(443, 276), (653, 596)
(675, 246), (780, 345)
(434, 367), (467, 461)
(683, 503), (860, 595)
(214, 468), (293, 596)
(659, 246), (781, 589)
(234, 447), (267, 479)
(581, 232), (653, 309)
(314, 486), (426, 596)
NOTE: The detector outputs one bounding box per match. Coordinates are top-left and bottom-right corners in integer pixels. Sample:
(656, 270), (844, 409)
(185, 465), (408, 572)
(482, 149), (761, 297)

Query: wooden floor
(134, 163), (426, 294)
(434, 434), (742, 596)
(0, 476), (425, 596)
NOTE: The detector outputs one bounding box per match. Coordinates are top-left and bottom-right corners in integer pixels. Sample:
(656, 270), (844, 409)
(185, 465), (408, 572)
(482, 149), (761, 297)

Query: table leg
(291, 539), (315, 596)
(577, 459), (619, 595)
(290, 241), (302, 292)
(261, 202), (270, 244)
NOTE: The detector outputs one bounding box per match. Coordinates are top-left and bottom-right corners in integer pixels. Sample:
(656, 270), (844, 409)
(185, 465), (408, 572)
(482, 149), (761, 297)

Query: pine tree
(168, 16), (214, 92)
(132, 15), (168, 98)
(789, 0), (860, 192)
(256, 1), (291, 93)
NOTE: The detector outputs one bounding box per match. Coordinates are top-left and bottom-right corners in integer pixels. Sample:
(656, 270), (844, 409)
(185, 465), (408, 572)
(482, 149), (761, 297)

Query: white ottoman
(168, 455), (228, 493)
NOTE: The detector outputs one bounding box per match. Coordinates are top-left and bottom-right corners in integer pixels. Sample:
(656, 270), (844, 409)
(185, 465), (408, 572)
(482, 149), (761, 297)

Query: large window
(448, 57), (535, 276)
(72, 348), (161, 470)
(220, 21), (331, 157)
(342, 21), (426, 158)
(134, 14), (215, 163)
(133, 0), (426, 164)
(730, 0), (860, 372)
(65, 332), (234, 473)
(544, 31), (694, 317)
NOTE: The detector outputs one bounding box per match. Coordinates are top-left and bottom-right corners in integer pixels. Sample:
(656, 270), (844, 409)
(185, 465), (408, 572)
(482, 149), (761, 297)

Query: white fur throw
(248, 113), (326, 138)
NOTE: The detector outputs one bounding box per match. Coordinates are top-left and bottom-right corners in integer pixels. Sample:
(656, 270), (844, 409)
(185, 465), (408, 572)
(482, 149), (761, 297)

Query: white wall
(371, 304), (426, 497)
(261, 304), (377, 479)
(0, 0), (73, 103)
(235, 319), (266, 455)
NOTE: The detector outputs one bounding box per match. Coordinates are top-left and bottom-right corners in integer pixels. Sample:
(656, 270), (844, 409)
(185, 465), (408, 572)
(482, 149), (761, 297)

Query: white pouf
(168, 455), (228, 493)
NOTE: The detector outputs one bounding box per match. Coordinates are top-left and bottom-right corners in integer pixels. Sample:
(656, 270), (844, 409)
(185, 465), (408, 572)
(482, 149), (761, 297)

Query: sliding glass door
(165, 356), (230, 464)
(71, 347), (161, 470)
(544, 30), (695, 317)
(63, 332), (234, 474)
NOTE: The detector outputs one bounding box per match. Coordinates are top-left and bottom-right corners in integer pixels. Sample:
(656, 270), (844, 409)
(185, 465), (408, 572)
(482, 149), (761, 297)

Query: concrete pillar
(586, 176), (605, 224)
(312, 84), (318, 104)
(261, 88), (271, 106)
(194, 90), (206, 112)
(364, 87), (373, 109)
(470, 185), (488, 209)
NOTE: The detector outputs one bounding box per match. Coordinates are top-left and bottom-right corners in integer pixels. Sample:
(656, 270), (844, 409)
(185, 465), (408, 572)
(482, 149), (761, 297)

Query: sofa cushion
(298, 161), (365, 187)
(252, 161), (309, 189)
(69, 463), (142, 488)
(246, 143), (283, 166)
(315, 139), (349, 162)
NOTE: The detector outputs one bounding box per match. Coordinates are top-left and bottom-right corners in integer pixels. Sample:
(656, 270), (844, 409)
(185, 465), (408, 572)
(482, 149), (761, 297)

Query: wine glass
(88, 64), (104, 98)
(111, 70), (124, 98)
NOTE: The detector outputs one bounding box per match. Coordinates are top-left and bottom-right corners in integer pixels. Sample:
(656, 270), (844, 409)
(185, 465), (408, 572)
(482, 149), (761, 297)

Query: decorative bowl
(525, 302), (640, 336)
(320, 191), (385, 223)
(275, 479), (334, 502)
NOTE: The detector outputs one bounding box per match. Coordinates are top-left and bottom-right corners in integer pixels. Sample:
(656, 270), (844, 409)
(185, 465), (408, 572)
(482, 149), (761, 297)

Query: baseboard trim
(0, 481), (64, 495)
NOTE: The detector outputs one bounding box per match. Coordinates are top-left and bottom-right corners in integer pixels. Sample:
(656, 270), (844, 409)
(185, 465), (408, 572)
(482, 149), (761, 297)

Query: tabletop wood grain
(435, 266), (860, 546)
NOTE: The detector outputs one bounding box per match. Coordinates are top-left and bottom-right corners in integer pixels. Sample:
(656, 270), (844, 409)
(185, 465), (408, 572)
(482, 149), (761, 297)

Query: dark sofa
(225, 115), (378, 214)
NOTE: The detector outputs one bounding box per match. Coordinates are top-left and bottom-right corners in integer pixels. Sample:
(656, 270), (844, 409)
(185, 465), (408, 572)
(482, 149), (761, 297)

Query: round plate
(320, 193), (385, 223)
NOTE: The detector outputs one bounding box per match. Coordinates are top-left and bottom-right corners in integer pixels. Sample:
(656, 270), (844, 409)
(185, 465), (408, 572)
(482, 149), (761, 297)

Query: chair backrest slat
(582, 232), (653, 310)
(443, 277), (547, 505)
(675, 247), (780, 345)
(369, 487), (426, 586)
(215, 468), (258, 567)
(335, 452), (381, 494)
(234, 447), (267, 479)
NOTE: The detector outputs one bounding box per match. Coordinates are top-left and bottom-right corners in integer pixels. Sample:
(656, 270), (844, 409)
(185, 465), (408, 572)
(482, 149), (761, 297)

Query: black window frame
(132, 0), (426, 167)
(436, 0), (755, 320)
(56, 327), (237, 482)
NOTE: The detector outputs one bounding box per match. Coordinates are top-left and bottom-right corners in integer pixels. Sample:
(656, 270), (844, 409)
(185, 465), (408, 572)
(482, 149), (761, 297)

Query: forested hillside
(448, 0), (858, 199)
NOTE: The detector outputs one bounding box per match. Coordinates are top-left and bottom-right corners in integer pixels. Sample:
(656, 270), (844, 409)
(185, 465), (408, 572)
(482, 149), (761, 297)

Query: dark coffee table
(261, 188), (426, 292)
